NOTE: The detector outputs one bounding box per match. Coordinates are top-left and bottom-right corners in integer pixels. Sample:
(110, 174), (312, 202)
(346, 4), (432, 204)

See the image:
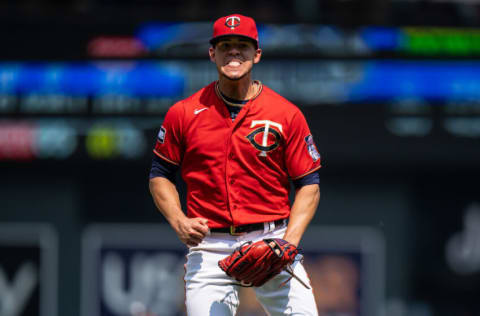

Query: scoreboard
(1, 23), (480, 165)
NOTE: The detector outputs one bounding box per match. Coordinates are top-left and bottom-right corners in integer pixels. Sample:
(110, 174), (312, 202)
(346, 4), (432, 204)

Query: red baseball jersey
(153, 81), (321, 228)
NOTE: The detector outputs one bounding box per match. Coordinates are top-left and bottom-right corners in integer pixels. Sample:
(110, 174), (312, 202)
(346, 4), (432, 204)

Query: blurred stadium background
(1, 0), (480, 316)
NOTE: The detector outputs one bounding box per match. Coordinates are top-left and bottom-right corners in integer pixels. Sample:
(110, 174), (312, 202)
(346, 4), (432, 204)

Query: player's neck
(217, 77), (256, 101)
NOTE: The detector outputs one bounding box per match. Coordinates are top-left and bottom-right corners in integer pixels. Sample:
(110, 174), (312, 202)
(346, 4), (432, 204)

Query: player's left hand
(218, 238), (298, 287)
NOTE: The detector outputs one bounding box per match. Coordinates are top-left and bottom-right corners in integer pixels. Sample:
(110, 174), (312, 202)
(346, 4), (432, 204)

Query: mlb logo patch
(157, 126), (166, 144)
(304, 134), (320, 162)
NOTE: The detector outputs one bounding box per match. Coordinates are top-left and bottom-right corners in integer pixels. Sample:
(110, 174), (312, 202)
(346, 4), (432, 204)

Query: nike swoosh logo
(194, 108), (208, 115)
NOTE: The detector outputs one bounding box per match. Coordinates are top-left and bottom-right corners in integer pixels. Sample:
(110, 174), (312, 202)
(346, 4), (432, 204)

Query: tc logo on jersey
(225, 16), (241, 29)
(157, 126), (166, 144)
(305, 134), (320, 162)
(246, 120), (283, 157)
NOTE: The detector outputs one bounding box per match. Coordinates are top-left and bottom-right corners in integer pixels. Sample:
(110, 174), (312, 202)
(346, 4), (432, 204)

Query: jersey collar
(214, 80), (263, 107)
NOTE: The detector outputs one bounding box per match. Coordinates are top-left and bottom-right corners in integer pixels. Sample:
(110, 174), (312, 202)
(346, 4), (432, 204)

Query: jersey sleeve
(149, 154), (179, 182)
(284, 109), (322, 180)
(153, 101), (185, 166)
(293, 171), (320, 189)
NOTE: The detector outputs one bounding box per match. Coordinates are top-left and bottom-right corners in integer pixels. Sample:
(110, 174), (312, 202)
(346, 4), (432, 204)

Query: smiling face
(209, 36), (262, 81)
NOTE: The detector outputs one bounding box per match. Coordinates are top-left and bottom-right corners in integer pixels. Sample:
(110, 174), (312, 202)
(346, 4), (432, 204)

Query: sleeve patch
(157, 126), (166, 144)
(304, 134), (320, 162)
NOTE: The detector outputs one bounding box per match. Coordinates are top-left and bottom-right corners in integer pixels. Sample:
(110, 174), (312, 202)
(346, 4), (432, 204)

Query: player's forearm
(283, 184), (320, 247)
(149, 176), (187, 227)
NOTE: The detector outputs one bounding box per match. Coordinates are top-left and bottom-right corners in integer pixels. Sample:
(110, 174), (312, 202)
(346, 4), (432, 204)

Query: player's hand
(174, 217), (209, 247)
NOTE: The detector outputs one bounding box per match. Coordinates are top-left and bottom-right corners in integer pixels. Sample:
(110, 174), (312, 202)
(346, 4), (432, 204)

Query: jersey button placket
(225, 138), (235, 218)
(227, 154), (236, 212)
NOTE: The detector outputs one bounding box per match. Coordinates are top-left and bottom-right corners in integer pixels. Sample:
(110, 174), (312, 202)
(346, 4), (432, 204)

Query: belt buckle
(229, 225), (245, 236)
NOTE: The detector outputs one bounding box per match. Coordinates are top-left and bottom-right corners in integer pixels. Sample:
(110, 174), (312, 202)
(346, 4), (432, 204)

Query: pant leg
(254, 260), (318, 316)
(249, 226), (318, 316)
(184, 226), (318, 315)
(184, 236), (241, 316)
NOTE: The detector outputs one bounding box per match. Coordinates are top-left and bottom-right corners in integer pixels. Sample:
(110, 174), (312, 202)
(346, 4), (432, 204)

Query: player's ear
(209, 46), (216, 63)
(253, 48), (262, 64)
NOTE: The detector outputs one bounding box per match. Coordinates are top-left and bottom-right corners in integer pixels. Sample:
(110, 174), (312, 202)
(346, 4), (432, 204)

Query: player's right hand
(174, 217), (209, 247)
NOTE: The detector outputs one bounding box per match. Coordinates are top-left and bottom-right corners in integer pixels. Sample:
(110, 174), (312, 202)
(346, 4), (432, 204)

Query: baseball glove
(218, 238), (298, 287)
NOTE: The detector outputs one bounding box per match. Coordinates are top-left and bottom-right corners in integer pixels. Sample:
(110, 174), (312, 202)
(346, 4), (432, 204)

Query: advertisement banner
(81, 224), (384, 316)
(0, 223), (57, 316)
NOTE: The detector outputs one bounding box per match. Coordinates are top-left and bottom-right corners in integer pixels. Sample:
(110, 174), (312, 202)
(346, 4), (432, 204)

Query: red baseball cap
(210, 14), (259, 48)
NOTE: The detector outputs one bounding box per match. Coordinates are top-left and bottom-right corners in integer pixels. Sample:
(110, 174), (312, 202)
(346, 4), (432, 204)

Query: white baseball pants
(184, 226), (318, 316)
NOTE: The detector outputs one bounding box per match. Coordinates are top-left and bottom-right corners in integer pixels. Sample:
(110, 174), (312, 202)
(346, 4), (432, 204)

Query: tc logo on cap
(225, 16), (241, 29)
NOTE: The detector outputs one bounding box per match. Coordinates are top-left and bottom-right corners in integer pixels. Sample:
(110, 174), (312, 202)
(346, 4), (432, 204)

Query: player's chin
(221, 70), (249, 81)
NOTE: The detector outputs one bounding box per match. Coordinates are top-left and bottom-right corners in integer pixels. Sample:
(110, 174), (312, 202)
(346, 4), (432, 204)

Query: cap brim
(209, 34), (258, 48)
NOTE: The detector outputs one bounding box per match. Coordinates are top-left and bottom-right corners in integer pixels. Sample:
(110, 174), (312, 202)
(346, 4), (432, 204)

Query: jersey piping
(291, 165), (322, 181)
(153, 149), (180, 166)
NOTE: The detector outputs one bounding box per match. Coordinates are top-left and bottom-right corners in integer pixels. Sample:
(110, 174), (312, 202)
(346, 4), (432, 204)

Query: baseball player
(149, 14), (321, 315)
